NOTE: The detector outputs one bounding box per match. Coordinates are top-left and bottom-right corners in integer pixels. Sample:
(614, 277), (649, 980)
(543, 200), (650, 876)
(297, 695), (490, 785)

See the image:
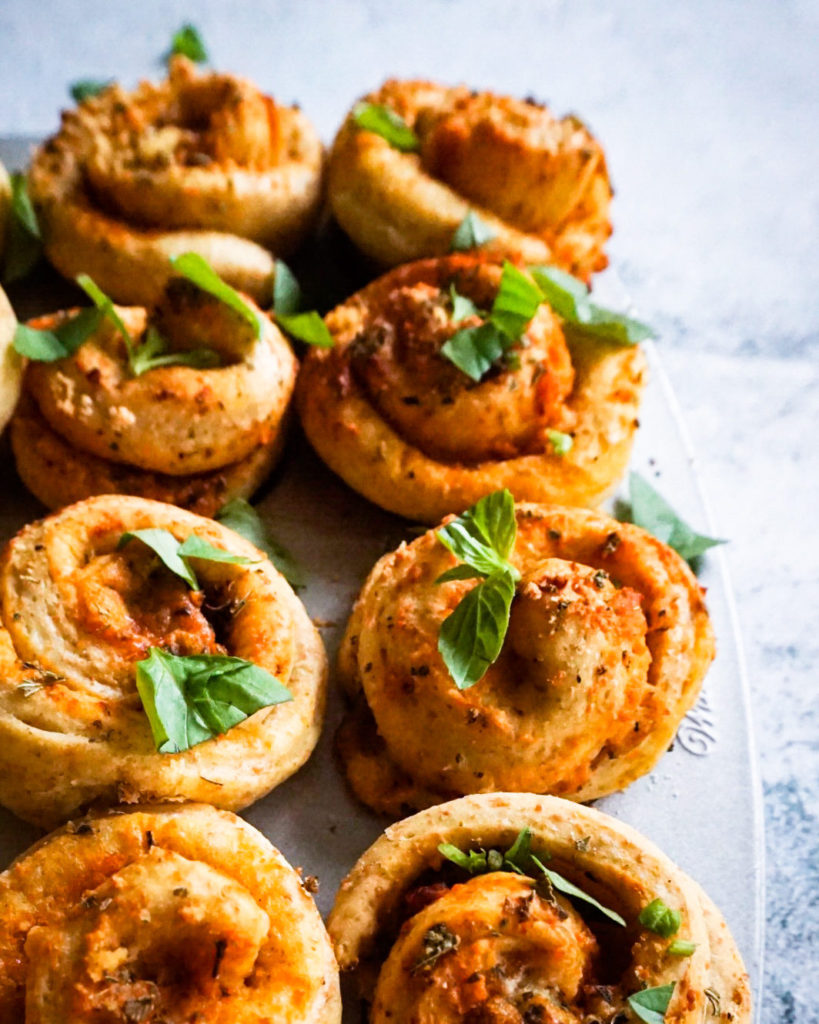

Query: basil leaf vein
(352, 102), (419, 152)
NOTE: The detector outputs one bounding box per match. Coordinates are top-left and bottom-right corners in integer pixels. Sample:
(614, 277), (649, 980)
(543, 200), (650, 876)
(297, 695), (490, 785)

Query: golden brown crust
(0, 803), (341, 1023)
(0, 495), (327, 828)
(0, 284), (22, 435)
(329, 80), (611, 279)
(336, 503), (714, 814)
(28, 58), (325, 305)
(297, 256), (645, 523)
(327, 793), (751, 1023)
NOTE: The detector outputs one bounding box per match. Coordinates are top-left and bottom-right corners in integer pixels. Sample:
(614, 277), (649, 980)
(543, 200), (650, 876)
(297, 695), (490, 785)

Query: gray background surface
(1, 1), (817, 1019)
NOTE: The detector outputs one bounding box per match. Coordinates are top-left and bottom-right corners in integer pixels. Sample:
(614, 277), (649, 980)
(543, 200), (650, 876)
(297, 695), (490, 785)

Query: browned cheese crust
(28, 57), (325, 305)
(327, 793), (751, 1023)
(336, 503), (714, 814)
(12, 280), (297, 511)
(0, 495), (327, 828)
(297, 256), (645, 522)
(0, 804), (341, 1022)
(329, 79), (612, 280)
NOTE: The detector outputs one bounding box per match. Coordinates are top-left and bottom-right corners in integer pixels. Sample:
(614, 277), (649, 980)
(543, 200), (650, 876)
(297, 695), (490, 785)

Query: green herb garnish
(639, 897), (681, 938)
(216, 498), (306, 589)
(128, 325), (220, 376)
(2, 172), (42, 283)
(167, 23), (208, 64)
(667, 939), (697, 957)
(352, 102), (419, 152)
(272, 259), (302, 316)
(449, 284), (481, 323)
(70, 79), (113, 102)
(627, 983), (675, 1024)
(530, 265), (653, 346)
(12, 308), (103, 362)
(451, 211), (496, 251)
(118, 528), (256, 590)
(135, 648), (291, 753)
(170, 252), (261, 338)
(270, 258), (334, 348)
(546, 429), (573, 456)
(625, 472), (725, 564)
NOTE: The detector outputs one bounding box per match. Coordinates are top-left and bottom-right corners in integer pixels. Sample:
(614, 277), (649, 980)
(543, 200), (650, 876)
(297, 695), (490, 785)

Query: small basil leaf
(449, 284), (481, 323)
(503, 827), (533, 872)
(2, 172), (42, 283)
(76, 273), (134, 355)
(135, 648), (291, 754)
(627, 472), (726, 564)
(70, 79), (112, 103)
(639, 897), (682, 938)
(546, 429), (573, 456)
(438, 842), (488, 874)
(276, 310), (334, 348)
(177, 534), (258, 566)
(170, 252), (261, 338)
(216, 498), (306, 588)
(441, 322), (509, 382)
(168, 23), (208, 63)
(531, 855), (626, 927)
(352, 102), (419, 152)
(438, 569), (516, 690)
(273, 259), (302, 316)
(440, 488), (518, 564)
(667, 939), (697, 957)
(627, 984), (676, 1024)
(489, 261), (543, 340)
(118, 528), (199, 589)
(529, 264), (588, 320)
(451, 210), (496, 251)
(130, 326), (220, 377)
(13, 324), (68, 361)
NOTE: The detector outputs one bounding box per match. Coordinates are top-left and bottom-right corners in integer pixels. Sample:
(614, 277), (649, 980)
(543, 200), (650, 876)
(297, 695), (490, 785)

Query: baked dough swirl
(329, 79), (612, 280)
(0, 283), (22, 435)
(298, 256), (645, 522)
(0, 495), (327, 829)
(12, 278), (297, 514)
(337, 503), (714, 814)
(328, 793), (751, 1023)
(0, 803), (341, 1022)
(28, 57), (324, 305)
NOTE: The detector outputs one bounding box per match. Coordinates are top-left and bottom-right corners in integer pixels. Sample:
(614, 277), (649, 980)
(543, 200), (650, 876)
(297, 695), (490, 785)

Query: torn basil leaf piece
(440, 322), (509, 382)
(438, 569), (516, 690)
(118, 528), (199, 589)
(70, 79), (113, 102)
(449, 284), (481, 323)
(168, 23), (208, 63)
(438, 489), (518, 567)
(12, 307), (103, 362)
(531, 855), (626, 926)
(352, 102), (419, 152)
(627, 983), (675, 1024)
(437, 843), (490, 874)
(135, 648), (292, 754)
(273, 259), (302, 316)
(275, 310), (334, 348)
(177, 534), (258, 567)
(626, 472), (725, 564)
(76, 273), (134, 359)
(667, 939), (697, 957)
(546, 429), (573, 456)
(639, 897), (681, 937)
(2, 172), (43, 284)
(129, 326), (220, 377)
(170, 252), (261, 337)
(491, 261), (544, 340)
(451, 210), (496, 251)
(216, 498), (306, 588)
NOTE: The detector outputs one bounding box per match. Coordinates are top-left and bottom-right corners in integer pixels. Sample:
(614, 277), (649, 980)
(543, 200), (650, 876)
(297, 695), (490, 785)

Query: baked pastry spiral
(337, 502), (714, 814)
(0, 803), (341, 1022)
(328, 793), (751, 1023)
(297, 256), (645, 523)
(28, 57), (324, 305)
(12, 277), (297, 514)
(329, 79), (611, 279)
(0, 494), (327, 828)
(0, 284), (22, 435)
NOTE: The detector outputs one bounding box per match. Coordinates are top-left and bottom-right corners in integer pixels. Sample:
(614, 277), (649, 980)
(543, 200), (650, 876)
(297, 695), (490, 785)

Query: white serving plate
(0, 137), (763, 1018)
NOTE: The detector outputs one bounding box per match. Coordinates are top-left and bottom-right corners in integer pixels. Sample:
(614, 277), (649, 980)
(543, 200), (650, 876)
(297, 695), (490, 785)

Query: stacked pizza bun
(0, 58), (751, 1024)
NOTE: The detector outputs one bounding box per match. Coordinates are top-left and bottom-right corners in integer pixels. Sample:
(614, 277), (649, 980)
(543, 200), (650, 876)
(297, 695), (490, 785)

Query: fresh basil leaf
(70, 79), (112, 102)
(667, 939), (697, 957)
(273, 259), (302, 316)
(490, 261), (544, 340)
(451, 210), (496, 251)
(438, 569), (516, 689)
(130, 326), (220, 377)
(76, 273), (134, 355)
(639, 897), (681, 938)
(449, 284), (481, 323)
(438, 842), (488, 874)
(531, 855), (626, 926)
(168, 23), (208, 63)
(118, 528), (199, 589)
(135, 648), (291, 754)
(275, 310), (334, 348)
(170, 252), (261, 338)
(503, 827), (533, 872)
(546, 429), (573, 456)
(439, 489), (518, 564)
(12, 323), (67, 361)
(216, 498), (306, 588)
(352, 102), (419, 152)
(2, 172), (42, 283)
(437, 519), (513, 579)
(627, 984), (676, 1024)
(627, 472), (726, 564)
(177, 534), (258, 567)
(530, 264), (654, 346)
(441, 321), (509, 381)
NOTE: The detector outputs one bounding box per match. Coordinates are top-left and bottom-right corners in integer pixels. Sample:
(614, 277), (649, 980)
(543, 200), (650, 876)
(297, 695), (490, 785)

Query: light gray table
(1, 2), (817, 1020)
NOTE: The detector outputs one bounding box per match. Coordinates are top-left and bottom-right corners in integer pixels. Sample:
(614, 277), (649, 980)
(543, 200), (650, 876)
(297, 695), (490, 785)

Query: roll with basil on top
(28, 57), (324, 306)
(336, 491), (714, 814)
(329, 79), (612, 281)
(0, 804), (341, 1022)
(12, 257), (297, 515)
(0, 495), (326, 828)
(297, 255), (647, 523)
(328, 793), (751, 1023)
